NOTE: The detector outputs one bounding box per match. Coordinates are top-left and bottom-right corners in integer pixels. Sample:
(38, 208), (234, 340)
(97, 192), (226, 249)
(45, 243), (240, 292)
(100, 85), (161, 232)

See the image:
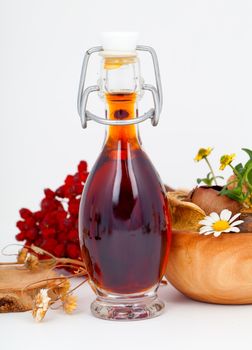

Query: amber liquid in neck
(105, 93), (140, 149)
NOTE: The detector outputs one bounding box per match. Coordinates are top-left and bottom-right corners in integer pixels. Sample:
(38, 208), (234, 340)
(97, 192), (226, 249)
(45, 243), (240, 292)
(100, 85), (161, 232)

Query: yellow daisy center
(212, 220), (230, 232)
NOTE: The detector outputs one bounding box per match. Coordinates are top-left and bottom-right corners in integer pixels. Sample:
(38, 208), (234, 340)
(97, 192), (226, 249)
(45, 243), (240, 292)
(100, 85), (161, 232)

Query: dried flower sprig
(62, 295), (78, 314)
(0, 243), (88, 322)
(17, 247), (29, 263)
(25, 253), (40, 270)
(23, 252), (87, 321)
(31, 275), (83, 321)
(32, 288), (51, 322)
(1, 244), (87, 274)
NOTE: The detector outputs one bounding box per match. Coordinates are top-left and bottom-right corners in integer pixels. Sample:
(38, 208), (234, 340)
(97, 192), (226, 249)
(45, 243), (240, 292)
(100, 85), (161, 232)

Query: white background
(1, 0), (252, 349)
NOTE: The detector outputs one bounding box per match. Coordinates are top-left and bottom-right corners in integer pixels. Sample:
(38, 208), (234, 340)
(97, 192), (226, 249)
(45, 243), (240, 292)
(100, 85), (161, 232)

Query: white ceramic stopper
(101, 32), (139, 56)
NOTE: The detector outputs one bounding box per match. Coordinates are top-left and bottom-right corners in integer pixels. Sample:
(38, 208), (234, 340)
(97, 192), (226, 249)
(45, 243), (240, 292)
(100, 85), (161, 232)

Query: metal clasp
(77, 45), (163, 128)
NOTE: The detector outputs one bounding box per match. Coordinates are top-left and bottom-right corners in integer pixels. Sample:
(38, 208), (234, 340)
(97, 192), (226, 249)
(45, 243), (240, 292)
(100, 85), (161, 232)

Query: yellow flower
(62, 295), (77, 314)
(32, 289), (51, 322)
(219, 153), (236, 170)
(194, 148), (213, 162)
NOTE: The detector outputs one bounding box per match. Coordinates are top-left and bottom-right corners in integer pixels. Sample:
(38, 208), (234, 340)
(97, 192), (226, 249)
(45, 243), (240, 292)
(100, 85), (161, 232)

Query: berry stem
(56, 258), (86, 268)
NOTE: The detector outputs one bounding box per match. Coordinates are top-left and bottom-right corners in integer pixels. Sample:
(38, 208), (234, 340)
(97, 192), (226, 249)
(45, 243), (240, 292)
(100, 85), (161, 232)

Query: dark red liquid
(79, 94), (171, 294)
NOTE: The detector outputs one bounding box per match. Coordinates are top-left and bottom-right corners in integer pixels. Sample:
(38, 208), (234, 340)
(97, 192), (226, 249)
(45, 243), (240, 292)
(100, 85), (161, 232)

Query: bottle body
(79, 93), (171, 320)
(79, 143), (170, 294)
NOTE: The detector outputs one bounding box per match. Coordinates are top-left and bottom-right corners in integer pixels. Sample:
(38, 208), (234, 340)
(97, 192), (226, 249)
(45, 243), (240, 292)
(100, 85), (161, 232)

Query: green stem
(204, 157), (218, 186)
(229, 164), (242, 179)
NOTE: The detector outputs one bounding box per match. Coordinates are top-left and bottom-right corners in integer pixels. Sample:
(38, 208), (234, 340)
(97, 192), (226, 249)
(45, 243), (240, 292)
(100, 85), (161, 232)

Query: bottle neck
(105, 93), (141, 149)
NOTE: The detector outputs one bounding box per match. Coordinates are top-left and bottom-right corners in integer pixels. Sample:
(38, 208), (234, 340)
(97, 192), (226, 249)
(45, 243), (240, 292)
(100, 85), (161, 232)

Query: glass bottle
(77, 33), (171, 321)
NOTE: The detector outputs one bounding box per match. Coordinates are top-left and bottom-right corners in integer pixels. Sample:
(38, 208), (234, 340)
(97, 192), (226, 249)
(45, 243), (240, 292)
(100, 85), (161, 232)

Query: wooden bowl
(166, 230), (252, 304)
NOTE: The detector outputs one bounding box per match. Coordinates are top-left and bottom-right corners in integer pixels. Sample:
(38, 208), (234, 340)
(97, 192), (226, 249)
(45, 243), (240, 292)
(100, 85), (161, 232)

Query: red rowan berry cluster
(15, 161), (88, 260)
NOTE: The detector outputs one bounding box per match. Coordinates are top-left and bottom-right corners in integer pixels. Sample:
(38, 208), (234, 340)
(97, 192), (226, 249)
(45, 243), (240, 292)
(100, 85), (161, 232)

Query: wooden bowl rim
(172, 229), (252, 237)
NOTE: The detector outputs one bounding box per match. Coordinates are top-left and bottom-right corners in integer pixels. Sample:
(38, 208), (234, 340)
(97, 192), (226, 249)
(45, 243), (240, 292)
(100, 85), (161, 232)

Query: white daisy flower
(199, 209), (244, 237)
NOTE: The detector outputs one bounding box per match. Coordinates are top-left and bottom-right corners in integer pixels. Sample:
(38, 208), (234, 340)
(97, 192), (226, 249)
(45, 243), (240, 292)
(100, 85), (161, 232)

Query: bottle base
(90, 289), (165, 321)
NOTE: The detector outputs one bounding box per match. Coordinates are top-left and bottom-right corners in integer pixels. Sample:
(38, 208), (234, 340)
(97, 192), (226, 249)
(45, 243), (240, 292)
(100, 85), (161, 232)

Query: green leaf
(242, 148), (252, 160)
(202, 179), (212, 186)
(230, 186), (243, 195)
(244, 168), (252, 190)
(235, 163), (244, 175)
(197, 173), (223, 187)
(197, 177), (212, 186)
(247, 168), (252, 184)
(215, 176), (224, 180)
(244, 159), (252, 170)
(220, 189), (244, 202)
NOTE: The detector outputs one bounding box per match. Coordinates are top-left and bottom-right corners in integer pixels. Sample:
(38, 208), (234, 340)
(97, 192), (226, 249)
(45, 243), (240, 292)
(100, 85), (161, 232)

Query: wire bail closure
(77, 46), (163, 128)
